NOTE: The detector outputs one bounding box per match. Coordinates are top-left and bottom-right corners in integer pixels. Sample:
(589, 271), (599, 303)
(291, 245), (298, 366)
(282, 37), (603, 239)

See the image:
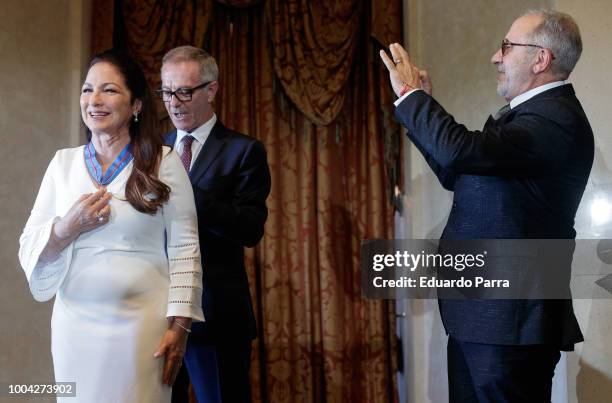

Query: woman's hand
(54, 189), (112, 240)
(38, 189), (112, 265)
(154, 317), (192, 386)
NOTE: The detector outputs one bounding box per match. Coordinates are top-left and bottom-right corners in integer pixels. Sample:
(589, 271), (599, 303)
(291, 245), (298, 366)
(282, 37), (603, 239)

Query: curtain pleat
(265, 0), (362, 126)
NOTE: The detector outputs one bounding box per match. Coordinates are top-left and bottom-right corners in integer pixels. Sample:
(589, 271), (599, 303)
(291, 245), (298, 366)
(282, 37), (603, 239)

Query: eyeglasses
(500, 39), (555, 59)
(156, 81), (212, 102)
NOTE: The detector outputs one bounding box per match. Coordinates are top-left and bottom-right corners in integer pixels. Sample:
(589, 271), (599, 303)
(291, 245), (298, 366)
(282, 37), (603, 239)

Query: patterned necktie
(493, 104), (511, 120)
(180, 135), (195, 173)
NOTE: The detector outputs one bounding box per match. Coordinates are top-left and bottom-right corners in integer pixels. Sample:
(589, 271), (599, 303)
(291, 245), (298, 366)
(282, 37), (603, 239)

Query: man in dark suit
(380, 10), (593, 402)
(160, 46), (271, 403)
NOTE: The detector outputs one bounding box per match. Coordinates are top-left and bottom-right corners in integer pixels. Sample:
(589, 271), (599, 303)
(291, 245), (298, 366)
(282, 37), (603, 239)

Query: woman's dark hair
(88, 49), (170, 214)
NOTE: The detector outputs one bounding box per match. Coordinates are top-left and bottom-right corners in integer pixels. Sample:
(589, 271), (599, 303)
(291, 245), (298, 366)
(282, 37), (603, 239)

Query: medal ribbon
(84, 141), (134, 186)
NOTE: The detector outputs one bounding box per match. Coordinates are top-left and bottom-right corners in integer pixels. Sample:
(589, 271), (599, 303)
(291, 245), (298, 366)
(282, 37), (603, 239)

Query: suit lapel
(164, 130), (177, 147)
(189, 121), (226, 182)
(483, 110), (514, 131)
(483, 115), (496, 130)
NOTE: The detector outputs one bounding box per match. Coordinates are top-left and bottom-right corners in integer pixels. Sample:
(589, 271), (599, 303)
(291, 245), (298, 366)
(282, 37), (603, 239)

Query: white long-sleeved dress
(18, 146), (204, 403)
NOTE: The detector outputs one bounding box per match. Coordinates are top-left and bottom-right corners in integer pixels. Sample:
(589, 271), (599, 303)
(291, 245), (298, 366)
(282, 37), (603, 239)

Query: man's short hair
(162, 46), (219, 82)
(526, 10), (582, 79)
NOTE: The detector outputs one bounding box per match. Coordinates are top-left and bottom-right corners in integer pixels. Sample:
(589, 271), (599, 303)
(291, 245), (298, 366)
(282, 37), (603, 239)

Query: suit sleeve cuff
(394, 88), (422, 107)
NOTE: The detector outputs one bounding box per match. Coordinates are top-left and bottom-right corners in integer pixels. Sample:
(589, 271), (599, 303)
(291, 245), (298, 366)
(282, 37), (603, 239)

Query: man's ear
(207, 81), (219, 103)
(533, 49), (554, 74)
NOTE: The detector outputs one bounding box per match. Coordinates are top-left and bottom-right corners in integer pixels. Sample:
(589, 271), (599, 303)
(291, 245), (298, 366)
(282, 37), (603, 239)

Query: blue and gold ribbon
(84, 141), (133, 186)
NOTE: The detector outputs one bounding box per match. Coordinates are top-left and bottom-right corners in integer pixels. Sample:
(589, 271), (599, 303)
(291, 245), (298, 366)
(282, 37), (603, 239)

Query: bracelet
(173, 320), (192, 334)
(399, 82), (413, 97)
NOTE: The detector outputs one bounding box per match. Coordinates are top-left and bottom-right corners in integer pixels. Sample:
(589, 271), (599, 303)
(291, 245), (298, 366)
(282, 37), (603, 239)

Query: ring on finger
(394, 59), (402, 64)
(96, 212), (104, 222)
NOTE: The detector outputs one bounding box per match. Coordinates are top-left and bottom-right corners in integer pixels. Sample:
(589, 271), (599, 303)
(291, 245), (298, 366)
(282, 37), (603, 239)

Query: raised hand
(379, 43), (427, 97)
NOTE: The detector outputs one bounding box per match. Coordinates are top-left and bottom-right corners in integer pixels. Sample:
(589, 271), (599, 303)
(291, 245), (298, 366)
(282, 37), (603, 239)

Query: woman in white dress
(18, 49), (204, 403)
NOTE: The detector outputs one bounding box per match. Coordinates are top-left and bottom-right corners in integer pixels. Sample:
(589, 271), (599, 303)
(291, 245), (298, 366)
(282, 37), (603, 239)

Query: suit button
(452, 202), (457, 208)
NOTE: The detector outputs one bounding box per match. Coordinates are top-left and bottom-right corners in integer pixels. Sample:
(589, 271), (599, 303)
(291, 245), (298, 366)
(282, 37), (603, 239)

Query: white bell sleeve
(160, 148), (205, 322)
(18, 152), (74, 302)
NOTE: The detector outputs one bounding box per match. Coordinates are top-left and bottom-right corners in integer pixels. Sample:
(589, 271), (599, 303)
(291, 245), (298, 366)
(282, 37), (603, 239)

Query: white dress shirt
(174, 114), (217, 170)
(509, 80), (566, 109)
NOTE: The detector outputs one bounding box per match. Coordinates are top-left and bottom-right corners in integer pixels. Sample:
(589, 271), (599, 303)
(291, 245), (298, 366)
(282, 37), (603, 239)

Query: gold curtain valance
(121, 0), (213, 92)
(266, 0), (363, 126)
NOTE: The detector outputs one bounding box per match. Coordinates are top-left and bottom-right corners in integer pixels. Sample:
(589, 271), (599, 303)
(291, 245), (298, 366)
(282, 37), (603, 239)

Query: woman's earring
(134, 112), (139, 122)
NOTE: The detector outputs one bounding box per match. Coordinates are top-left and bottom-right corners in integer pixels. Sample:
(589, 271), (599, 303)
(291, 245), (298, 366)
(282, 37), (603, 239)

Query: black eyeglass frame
(156, 81), (213, 102)
(500, 39), (555, 59)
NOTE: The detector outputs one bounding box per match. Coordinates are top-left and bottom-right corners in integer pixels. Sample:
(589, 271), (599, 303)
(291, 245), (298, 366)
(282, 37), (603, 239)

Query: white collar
(510, 81), (566, 109)
(176, 114), (217, 145)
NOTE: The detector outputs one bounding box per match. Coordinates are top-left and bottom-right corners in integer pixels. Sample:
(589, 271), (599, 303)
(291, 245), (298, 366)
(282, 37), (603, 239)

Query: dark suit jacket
(395, 84), (594, 348)
(165, 121), (271, 344)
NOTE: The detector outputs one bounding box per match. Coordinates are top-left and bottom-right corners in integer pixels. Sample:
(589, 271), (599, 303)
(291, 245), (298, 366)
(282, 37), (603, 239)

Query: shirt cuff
(394, 88), (422, 107)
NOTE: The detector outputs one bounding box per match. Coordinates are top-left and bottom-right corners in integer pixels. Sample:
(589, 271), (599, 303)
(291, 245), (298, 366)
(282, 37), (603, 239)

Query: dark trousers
(172, 338), (253, 403)
(447, 336), (561, 403)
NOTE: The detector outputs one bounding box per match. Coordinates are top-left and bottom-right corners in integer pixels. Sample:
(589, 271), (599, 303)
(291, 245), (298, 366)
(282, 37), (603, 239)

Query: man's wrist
(399, 82), (415, 97)
(394, 88), (422, 107)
